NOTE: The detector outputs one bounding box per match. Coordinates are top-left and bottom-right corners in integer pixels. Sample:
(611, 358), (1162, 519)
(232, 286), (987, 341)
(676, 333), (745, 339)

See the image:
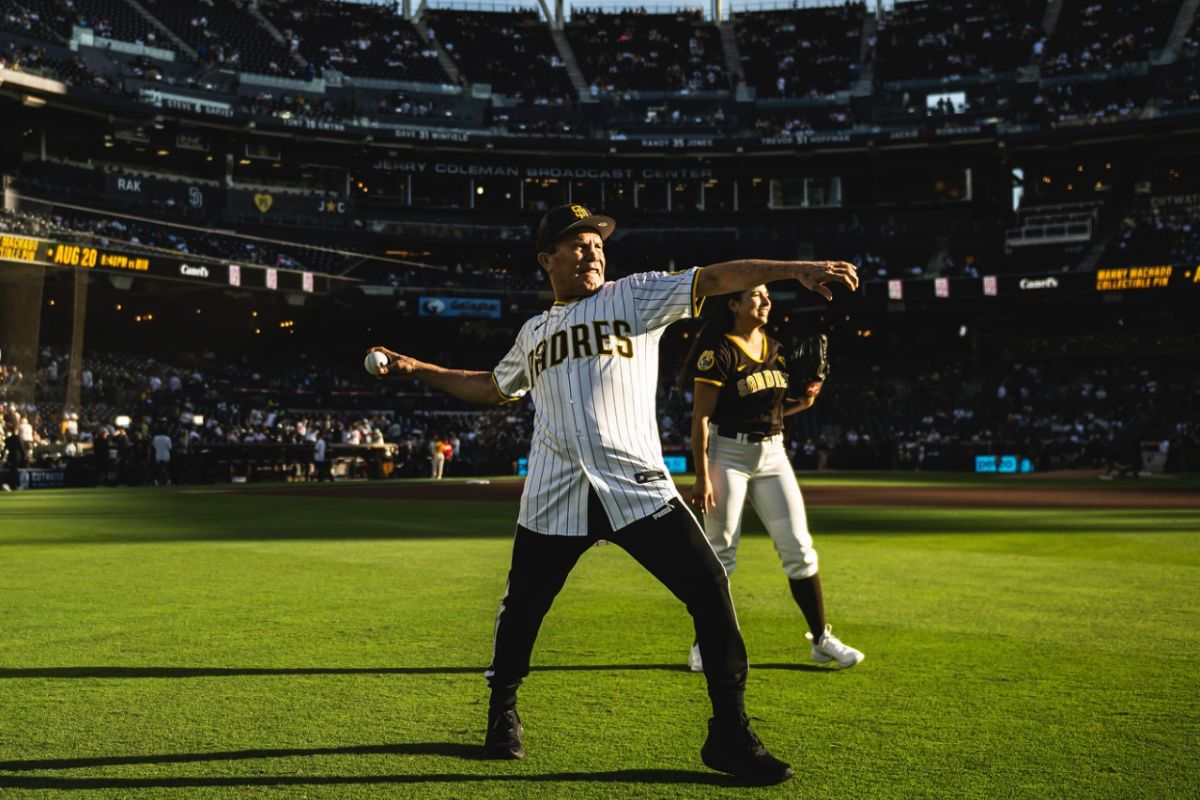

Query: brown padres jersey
(692, 333), (789, 437)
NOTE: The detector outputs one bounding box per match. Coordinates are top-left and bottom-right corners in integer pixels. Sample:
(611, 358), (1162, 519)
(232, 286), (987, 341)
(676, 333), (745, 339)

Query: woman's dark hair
(674, 290), (744, 391)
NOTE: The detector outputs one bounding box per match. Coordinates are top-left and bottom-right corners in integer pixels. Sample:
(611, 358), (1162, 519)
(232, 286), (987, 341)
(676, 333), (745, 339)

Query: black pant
(486, 492), (748, 714)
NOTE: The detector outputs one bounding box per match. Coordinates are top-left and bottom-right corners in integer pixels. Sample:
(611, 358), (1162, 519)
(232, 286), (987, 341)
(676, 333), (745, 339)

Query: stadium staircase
(548, 27), (593, 103)
(1041, 0), (1064, 38)
(412, 19), (461, 85)
(1022, 0), (1064, 78)
(1160, 0), (1200, 63)
(854, 10), (877, 96)
(716, 20), (744, 90)
(123, 0), (197, 59)
(248, 2), (308, 71)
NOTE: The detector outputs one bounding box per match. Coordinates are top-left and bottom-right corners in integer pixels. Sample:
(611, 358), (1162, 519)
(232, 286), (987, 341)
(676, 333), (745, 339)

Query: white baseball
(364, 351), (389, 376)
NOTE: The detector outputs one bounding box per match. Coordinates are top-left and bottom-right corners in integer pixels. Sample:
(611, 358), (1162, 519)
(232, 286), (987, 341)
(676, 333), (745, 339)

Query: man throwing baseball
(368, 204), (858, 785)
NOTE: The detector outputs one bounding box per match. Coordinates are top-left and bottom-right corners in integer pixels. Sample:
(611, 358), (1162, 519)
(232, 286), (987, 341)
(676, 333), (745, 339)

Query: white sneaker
(687, 642), (704, 673)
(807, 625), (864, 669)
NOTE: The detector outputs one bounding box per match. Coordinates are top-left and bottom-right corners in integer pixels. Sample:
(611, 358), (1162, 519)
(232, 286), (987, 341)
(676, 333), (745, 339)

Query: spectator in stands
(314, 428), (331, 482)
(5, 416), (28, 470)
(152, 427), (172, 485)
(429, 434), (445, 479)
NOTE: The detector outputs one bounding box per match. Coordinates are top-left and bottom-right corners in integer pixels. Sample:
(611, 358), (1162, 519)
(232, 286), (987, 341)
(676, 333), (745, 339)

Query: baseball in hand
(364, 350), (389, 376)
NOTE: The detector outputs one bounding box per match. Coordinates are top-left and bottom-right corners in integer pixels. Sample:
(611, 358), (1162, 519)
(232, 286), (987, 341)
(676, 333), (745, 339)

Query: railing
(1022, 212), (1096, 228)
(1005, 218), (1092, 246)
(73, 27), (176, 62)
(734, 0), (865, 13)
(1017, 199), (1104, 217)
(425, 0), (542, 12)
(566, 3), (708, 22)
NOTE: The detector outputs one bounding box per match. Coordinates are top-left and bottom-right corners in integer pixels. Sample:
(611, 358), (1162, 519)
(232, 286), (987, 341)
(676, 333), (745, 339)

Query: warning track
(242, 480), (1200, 509)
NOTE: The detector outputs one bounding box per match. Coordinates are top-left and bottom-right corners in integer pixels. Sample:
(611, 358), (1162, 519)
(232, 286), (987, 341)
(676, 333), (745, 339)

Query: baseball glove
(789, 334), (830, 397)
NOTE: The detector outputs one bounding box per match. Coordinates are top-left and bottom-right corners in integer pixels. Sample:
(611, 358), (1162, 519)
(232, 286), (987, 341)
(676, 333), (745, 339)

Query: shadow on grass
(0, 742), (485, 771)
(0, 663), (829, 679)
(0, 764), (733, 789)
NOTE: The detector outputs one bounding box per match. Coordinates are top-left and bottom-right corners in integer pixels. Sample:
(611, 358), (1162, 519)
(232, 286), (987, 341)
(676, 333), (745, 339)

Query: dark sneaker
(700, 715), (793, 785)
(484, 707), (525, 759)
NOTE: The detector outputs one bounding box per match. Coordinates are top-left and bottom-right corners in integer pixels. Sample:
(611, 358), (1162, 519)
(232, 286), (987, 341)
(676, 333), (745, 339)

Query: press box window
(769, 176), (842, 209)
(570, 180), (603, 208)
(409, 174), (469, 209)
(523, 178), (567, 212)
(605, 180), (635, 213)
(740, 177), (770, 210)
(473, 177), (518, 211)
(703, 178), (734, 211)
(635, 179), (669, 211)
(671, 181), (702, 212)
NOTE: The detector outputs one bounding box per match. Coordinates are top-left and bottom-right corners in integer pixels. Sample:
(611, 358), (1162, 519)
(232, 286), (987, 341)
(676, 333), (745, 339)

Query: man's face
(538, 230), (606, 300)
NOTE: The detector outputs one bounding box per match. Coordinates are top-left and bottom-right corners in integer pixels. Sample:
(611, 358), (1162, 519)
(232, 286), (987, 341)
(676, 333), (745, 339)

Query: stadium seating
(140, 0), (297, 75)
(1042, 0), (1180, 76)
(73, 0), (175, 51)
(1160, 39), (1199, 114)
(875, 0), (1042, 81)
(1026, 76), (1152, 127)
(734, 3), (865, 98)
(424, 9), (571, 102)
(267, 0), (448, 83)
(0, 0), (73, 40)
(1103, 197), (1200, 269)
(8, 329), (1195, 479)
(2, 2), (1198, 133)
(0, 39), (113, 88)
(566, 9), (729, 93)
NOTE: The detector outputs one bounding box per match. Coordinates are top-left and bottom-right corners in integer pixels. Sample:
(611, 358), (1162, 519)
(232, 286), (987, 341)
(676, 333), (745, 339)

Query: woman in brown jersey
(679, 285), (863, 672)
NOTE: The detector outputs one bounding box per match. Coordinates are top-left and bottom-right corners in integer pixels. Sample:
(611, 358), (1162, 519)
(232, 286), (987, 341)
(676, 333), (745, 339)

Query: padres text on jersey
(694, 333), (790, 438)
(492, 269), (703, 535)
(524, 320), (635, 386)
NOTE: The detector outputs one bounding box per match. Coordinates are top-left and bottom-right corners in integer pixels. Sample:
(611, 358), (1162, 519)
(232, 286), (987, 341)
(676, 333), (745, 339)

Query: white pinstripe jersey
(492, 268), (703, 536)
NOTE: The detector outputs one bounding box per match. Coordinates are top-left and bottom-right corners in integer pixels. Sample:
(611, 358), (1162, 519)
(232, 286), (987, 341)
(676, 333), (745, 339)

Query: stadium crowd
(567, 8), (730, 94)
(427, 9), (573, 105)
(1, 347), (535, 485)
(5, 337), (1196, 488)
(271, 0), (448, 83)
(735, 3), (864, 98)
(0, 0), (1195, 134)
(874, 0), (1043, 81)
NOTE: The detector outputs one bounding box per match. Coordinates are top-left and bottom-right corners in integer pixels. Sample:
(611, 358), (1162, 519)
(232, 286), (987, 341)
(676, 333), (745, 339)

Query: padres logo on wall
(696, 350), (715, 371)
(253, 193), (273, 213)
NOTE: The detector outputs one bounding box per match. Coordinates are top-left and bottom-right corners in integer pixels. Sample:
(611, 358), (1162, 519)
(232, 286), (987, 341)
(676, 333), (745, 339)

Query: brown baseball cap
(535, 204), (616, 252)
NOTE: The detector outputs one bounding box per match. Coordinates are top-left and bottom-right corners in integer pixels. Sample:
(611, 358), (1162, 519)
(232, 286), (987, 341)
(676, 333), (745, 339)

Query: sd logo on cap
(535, 204), (616, 253)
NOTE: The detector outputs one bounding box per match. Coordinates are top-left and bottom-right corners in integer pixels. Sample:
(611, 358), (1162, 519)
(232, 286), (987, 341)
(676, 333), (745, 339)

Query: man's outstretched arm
(696, 259), (859, 301)
(367, 346), (507, 406)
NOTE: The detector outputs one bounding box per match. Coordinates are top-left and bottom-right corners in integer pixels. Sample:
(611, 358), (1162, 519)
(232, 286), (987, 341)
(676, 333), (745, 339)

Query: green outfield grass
(1, 480), (1198, 799)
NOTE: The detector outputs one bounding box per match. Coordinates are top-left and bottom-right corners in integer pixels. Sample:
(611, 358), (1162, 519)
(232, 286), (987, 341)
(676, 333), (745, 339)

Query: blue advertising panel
(418, 296), (502, 319)
(975, 455), (998, 473)
(663, 455), (688, 474)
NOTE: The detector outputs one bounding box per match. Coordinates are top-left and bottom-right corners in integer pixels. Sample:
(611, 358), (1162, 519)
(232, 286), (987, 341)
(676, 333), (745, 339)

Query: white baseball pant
(704, 426), (818, 580)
